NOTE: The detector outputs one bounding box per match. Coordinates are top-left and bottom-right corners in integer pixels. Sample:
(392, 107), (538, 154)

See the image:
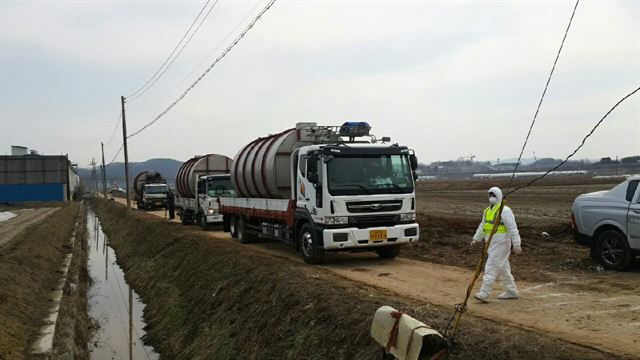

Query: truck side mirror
(410, 154), (418, 171)
(413, 171), (419, 181)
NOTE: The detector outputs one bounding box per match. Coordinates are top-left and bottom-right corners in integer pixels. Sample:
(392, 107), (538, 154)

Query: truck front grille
(346, 200), (402, 213)
(348, 214), (400, 228)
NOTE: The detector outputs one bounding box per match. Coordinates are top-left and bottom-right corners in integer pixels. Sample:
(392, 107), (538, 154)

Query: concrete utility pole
(100, 142), (107, 199)
(121, 96), (132, 212)
(90, 158), (98, 195)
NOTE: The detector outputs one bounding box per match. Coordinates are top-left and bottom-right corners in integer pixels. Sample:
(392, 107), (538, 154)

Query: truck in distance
(132, 171), (169, 210)
(220, 122), (420, 264)
(572, 176), (640, 270)
(174, 154), (234, 230)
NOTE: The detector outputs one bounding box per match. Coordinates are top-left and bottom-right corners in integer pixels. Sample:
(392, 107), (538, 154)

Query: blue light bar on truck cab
(339, 122), (371, 137)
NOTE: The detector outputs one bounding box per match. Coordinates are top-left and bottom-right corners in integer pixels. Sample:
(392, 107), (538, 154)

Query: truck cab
(178, 174), (235, 229)
(292, 143), (419, 261)
(572, 176), (640, 270)
(139, 183), (169, 210)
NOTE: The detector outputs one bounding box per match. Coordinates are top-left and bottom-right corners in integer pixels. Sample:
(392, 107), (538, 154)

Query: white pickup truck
(572, 176), (640, 270)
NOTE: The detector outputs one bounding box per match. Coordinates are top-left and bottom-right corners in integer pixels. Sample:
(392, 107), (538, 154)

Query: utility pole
(90, 158), (98, 195)
(121, 96), (132, 212)
(100, 142), (107, 199)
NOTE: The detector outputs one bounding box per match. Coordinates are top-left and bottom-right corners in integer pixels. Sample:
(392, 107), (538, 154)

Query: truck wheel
(200, 213), (210, 231)
(596, 230), (633, 271)
(229, 216), (238, 239)
(236, 217), (254, 244)
(376, 245), (401, 259)
(299, 223), (324, 265)
(180, 212), (190, 226)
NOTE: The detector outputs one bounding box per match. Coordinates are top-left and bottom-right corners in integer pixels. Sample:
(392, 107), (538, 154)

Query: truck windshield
(327, 155), (414, 195)
(146, 185), (168, 194)
(207, 178), (236, 197)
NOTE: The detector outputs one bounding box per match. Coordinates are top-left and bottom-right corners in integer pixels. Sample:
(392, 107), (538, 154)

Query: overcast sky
(0, 0), (638, 166)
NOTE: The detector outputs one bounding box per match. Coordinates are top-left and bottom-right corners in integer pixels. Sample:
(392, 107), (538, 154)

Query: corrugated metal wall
(0, 155), (74, 202)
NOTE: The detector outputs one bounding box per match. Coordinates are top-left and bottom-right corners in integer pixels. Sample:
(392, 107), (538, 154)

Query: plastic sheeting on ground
(0, 211), (17, 222)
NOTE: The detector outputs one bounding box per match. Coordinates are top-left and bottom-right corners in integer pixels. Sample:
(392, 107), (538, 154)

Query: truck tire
(236, 217), (254, 244)
(595, 230), (633, 271)
(299, 223), (324, 265)
(376, 245), (401, 259)
(200, 213), (210, 231)
(180, 211), (190, 226)
(229, 216), (238, 239)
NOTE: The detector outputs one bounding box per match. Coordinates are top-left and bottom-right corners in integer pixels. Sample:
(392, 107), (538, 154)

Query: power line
(126, 0), (214, 100)
(105, 113), (122, 146)
(506, 0), (580, 193)
(507, 86), (640, 195)
(126, 1), (263, 114)
(107, 144), (124, 166)
(127, 0), (277, 139)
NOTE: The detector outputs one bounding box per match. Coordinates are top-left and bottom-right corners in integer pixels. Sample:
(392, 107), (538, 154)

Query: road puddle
(87, 210), (159, 360)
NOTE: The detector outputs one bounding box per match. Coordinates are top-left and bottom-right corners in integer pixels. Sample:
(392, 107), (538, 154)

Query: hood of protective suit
(488, 186), (503, 204)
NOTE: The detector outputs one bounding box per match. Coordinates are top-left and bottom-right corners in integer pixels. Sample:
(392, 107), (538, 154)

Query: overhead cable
(506, 0), (580, 193)
(127, 0), (277, 139)
(507, 86), (640, 195)
(126, 0), (215, 100)
(128, 0), (264, 113)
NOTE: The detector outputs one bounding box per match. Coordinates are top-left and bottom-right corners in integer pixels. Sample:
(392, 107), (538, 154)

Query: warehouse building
(0, 146), (80, 202)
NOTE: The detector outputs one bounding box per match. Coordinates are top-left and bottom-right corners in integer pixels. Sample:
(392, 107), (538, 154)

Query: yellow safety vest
(483, 202), (507, 234)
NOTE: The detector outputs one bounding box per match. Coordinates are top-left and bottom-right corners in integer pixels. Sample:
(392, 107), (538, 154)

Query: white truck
(220, 122), (420, 264)
(572, 176), (640, 270)
(132, 171), (169, 210)
(174, 154), (235, 230)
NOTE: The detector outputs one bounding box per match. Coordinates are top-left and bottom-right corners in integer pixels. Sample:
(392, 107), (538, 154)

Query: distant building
(0, 150), (79, 202)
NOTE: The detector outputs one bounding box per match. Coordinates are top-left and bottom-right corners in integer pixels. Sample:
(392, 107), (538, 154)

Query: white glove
(470, 239), (481, 247)
(512, 245), (522, 254)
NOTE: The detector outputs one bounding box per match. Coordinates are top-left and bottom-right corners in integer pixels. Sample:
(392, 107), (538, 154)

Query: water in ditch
(86, 209), (159, 360)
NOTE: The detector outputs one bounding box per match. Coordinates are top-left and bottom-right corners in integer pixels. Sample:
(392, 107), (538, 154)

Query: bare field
(0, 208), (61, 247)
(0, 203), (79, 359)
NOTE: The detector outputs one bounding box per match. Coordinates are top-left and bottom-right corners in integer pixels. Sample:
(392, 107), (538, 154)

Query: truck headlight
(401, 213), (416, 222)
(207, 209), (216, 215)
(325, 216), (348, 225)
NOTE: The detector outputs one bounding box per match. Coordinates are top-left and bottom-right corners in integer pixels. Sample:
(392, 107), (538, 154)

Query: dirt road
(0, 207), (60, 246)
(113, 196), (639, 357)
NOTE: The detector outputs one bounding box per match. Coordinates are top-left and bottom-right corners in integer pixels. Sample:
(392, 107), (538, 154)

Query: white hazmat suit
(472, 187), (522, 301)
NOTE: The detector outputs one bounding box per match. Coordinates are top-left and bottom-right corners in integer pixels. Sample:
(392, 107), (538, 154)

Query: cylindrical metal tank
(176, 154), (232, 198)
(133, 171), (165, 196)
(231, 122), (337, 199)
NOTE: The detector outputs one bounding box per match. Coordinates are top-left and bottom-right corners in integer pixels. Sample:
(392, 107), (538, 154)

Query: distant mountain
(78, 158), (183, 188)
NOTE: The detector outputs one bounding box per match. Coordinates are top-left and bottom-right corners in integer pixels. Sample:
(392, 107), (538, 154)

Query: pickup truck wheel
(376, 245), (401, 259)
(229, 216), (238, 238)
(200, 213), (210, 231)
(596, 230), (633, 271)
(236, 217), (254, 244)
(300, 223), (324, 265)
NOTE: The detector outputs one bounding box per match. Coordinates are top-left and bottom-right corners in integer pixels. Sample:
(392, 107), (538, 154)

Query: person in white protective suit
(471, 187), (522, 302)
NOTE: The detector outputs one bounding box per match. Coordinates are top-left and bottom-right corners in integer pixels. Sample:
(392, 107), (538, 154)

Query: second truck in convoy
(174, 154), (235, 229)
(219, 122), (420, 264)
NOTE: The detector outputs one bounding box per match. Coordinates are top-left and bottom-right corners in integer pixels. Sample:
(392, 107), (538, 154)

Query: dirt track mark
(0, 207), (60, 246)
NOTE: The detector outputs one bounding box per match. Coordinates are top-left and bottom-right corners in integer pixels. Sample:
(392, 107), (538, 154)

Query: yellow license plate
(369, 230), (387, 241)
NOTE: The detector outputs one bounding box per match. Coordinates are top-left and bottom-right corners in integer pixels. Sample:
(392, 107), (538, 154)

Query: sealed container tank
(176, 154), (232, 198)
